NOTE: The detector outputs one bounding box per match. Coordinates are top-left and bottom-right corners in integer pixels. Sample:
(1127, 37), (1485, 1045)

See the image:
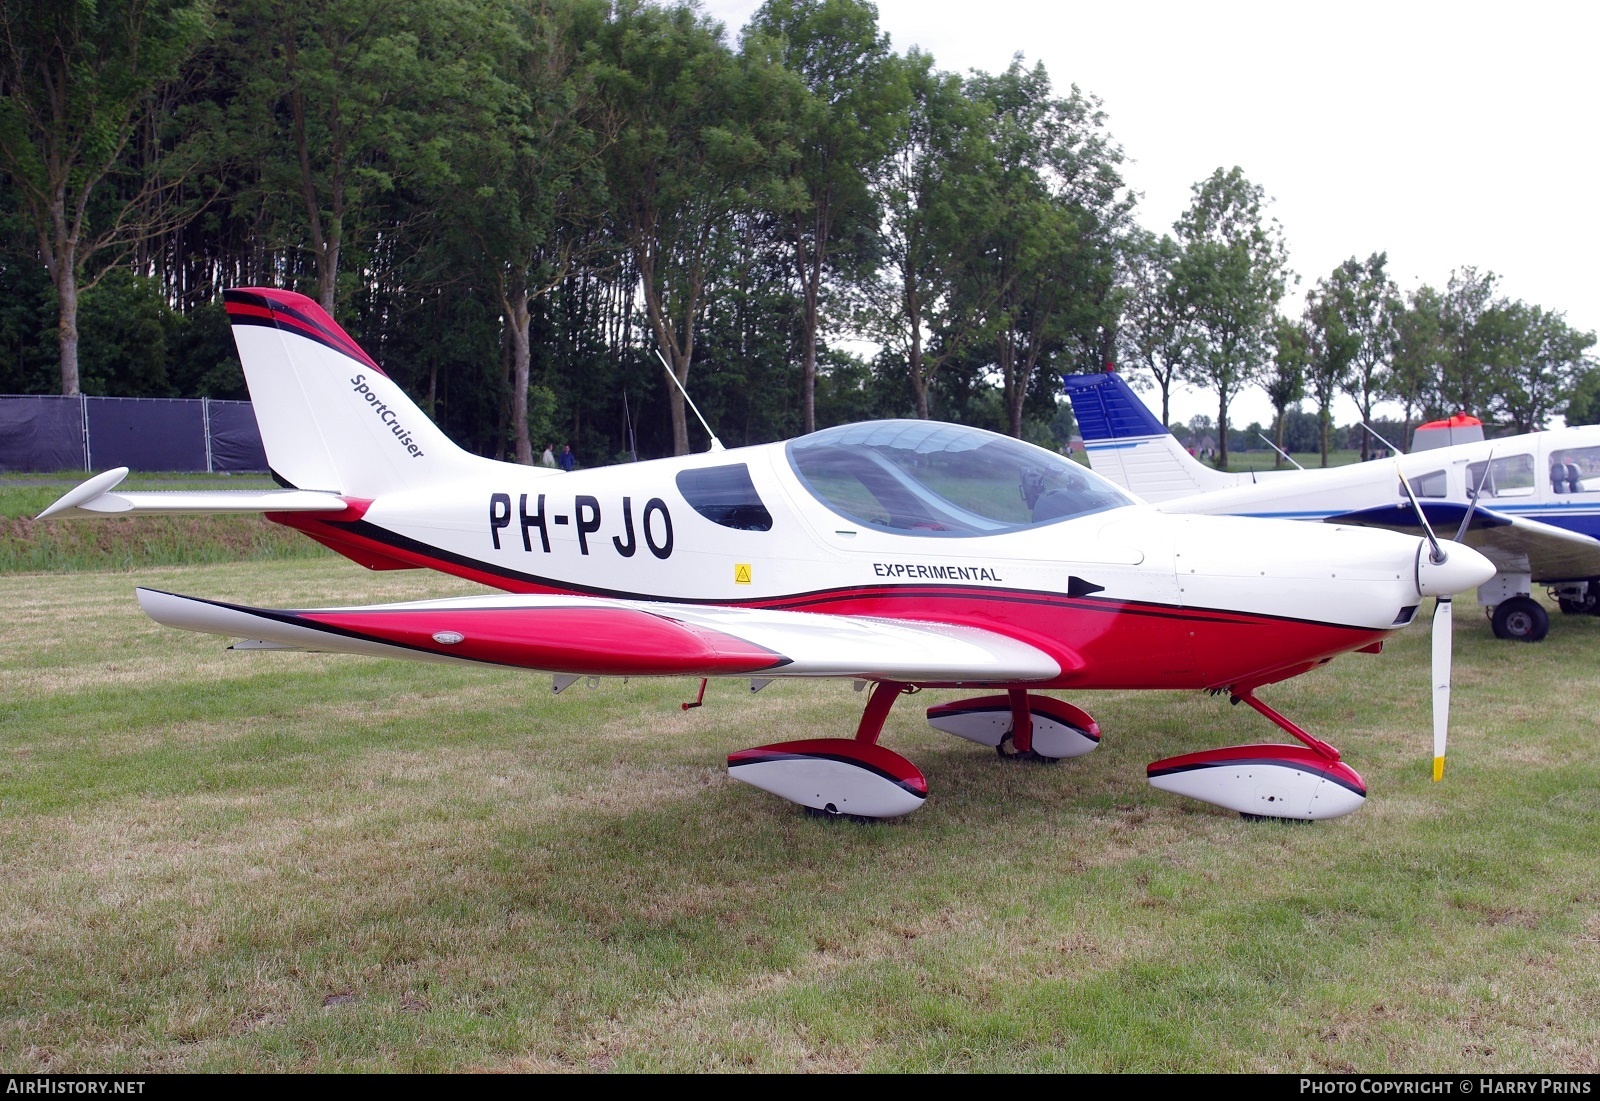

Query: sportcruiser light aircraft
(40, 290), (1494, 821)
(1063, 368), (1600, 643)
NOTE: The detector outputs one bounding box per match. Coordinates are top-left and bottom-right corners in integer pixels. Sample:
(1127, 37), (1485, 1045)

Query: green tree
(1173, 167), (1289, 468)
(1266, 315), (1307, 465)
(1303, 275), (1355, 467)
(857, 49), (985, 420)
(1494, 305), (1596, 432)
(1387, 283), (1443, 446)
(213, 0), (466, 313)
(743, 0), (906, 434)
(1565, 366), (1600, 427)
(0, 0), (212, 394)
(452, 0), (613, 464)
(596, 0), (758, 455)
(961, 57), (1128, 438)
(1434, 267), (1513, 418)
(1337, 254), (1401, 460)
(1117, 226), (1185, 425)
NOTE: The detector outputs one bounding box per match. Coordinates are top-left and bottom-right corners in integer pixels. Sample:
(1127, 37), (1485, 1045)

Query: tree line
(2, 0), (1594, 469)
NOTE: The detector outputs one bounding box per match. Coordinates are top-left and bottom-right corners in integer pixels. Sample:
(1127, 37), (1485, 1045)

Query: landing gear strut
(925, 690), (1100, 760)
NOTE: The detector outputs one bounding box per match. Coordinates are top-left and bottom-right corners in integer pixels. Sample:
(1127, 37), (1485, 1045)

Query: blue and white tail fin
(1061, 371), (1255, 502)
(224, 288), (478, 497)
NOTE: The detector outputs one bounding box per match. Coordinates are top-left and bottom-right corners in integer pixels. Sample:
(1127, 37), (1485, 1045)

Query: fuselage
(271, 425), (1462, 696)
(1160, 426), (1600, 548)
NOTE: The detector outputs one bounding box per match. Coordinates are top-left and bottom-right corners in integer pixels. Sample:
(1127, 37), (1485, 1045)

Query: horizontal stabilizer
(37, 468), (349, 520)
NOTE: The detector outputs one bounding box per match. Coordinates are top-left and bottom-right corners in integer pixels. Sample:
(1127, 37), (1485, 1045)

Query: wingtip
(36, 466), (130, 519)
(1432, 756), (1445, 782)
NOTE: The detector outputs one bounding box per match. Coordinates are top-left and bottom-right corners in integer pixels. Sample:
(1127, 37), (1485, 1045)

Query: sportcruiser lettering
(350, 374), (425, 457)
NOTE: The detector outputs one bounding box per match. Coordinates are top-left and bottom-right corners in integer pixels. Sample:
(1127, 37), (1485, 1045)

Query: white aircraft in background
(37, 290), (1494, 822)
(1062, 368), (1600, 642)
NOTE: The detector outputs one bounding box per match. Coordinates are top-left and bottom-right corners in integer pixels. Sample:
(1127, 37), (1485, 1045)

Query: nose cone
(1416, 539), (1496, 598)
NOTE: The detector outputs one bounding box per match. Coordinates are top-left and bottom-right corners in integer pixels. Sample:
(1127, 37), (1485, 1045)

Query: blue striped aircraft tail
(1061, 371), (1255, 502)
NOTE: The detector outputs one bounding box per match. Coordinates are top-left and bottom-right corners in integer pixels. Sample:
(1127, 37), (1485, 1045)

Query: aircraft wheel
(995, 730), (1061, 764)
(1491, 596), (1550, 642)
(803, 804), (882, 825)
(1558, 580), (1600, 615)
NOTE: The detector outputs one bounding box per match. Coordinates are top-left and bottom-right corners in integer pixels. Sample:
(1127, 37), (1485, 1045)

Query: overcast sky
(700, 0), (1599, 430)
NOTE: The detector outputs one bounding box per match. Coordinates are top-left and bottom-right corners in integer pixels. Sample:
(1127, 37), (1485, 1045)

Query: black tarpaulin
(0, 396), (87, 472)
(207, 400), (268, 472)
(86, 397), (207, 472)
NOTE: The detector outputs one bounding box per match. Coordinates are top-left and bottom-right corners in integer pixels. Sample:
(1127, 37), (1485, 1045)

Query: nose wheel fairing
(1147, 744), (1367, 820)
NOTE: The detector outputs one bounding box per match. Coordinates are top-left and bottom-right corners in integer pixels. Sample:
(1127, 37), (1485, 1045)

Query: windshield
(786, 420), (1133, 536)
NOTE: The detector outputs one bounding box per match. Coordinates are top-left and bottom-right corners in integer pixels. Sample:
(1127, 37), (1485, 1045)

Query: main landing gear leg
(725, 681), (929, 820)
(1145, 689), (1368, 822)
(996, 688), (1040, 760)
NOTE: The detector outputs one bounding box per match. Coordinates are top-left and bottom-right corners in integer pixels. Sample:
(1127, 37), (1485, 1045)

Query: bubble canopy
(786, 420), (1135, 536)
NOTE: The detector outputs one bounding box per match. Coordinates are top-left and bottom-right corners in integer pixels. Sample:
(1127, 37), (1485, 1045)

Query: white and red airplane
(40, 289), (1495, 822)
(1062, 368), (1600, 643)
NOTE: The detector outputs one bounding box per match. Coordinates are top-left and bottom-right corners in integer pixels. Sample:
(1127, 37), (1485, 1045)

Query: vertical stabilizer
(1062, 372), (1252, 502)
(224, 289), (472, 496)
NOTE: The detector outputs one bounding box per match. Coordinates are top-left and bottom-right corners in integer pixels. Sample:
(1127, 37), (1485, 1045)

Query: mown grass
(1, 557), (1598, 1072)
(0, 472), (328, 572)
(1219, 449), (1366, 473)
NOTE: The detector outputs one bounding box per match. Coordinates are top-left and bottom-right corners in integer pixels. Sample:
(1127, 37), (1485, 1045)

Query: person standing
(540, 442), (556, 468)
(559, 443), (575, 472)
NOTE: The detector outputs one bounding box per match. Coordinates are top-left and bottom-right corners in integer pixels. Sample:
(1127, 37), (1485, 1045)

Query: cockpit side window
(1547, 446), (1600, 494)
(675, 464), (773, 531)
(1466, 454), (1535, 499)
(1404, 470), (1447, 498)
(787, 420), (1132, 536)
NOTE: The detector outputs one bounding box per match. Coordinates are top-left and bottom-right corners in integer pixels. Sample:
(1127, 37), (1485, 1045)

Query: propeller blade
(1396, 464), (1445, 564)
(1432, 596), (1452, 781)
(1453, 446), (1496, 543)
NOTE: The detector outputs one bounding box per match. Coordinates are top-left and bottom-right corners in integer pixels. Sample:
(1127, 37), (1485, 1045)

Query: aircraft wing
(136, 588), (1065, 684)
(1323, 502), (1600, 582)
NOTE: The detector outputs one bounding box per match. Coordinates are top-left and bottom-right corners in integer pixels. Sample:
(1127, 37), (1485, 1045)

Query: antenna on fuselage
(654, 349), (724, 452)
(1257, 432), (1305, 470)
(1362, 422), (1404, 456)
(622, 388), (638, 463)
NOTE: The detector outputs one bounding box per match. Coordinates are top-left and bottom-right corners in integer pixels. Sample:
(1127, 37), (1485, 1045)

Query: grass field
(1218, 449), (1366, 474)
(0, 473), (328, 573)
(2, 551), (1599, 1071)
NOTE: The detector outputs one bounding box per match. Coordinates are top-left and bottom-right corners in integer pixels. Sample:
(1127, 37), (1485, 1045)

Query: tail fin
(224, 288), (474, 496)
(1061, 371), (1251, 502)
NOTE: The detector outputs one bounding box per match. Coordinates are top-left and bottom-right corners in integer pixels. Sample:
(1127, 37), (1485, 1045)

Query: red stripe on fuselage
(269, 513), (1392, 692)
